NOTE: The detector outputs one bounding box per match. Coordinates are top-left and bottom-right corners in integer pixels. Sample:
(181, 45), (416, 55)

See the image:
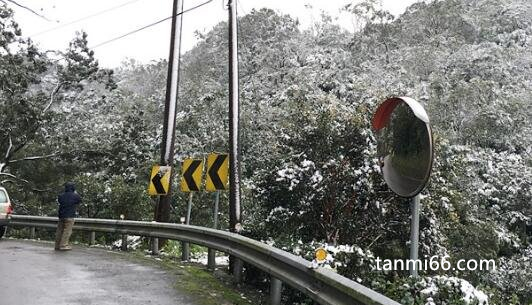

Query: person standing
(55, 182), (81, 251)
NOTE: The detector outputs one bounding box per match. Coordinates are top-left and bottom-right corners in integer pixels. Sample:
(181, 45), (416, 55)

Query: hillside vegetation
(1, 0), (530, 304)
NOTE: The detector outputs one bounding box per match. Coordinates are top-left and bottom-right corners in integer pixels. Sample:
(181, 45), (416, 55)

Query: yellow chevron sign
(205, 153), (229, 192)
(148, 165), (171, 195)
(180, 158), (203, 192)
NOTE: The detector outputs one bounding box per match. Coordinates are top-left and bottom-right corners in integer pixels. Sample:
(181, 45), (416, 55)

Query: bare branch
(1, 178), (51, 193)
(3, 0), (52, 21)
(0, 172), (29, 184)
(31, 187), (54, 193)
(4, 134), (13, 160)
(8, 149), (114, 165)
(8, 153), (58, 163)
(43, 81), (64, 113)
(366, 233), (383, 250)
(0, 172), (17, 179)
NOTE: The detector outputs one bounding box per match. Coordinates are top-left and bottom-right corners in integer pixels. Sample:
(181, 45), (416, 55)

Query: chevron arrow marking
(181, 159), (202, 192)
(207, 154), (228, 191)
(152, 172), (166, 194)
(148, 166), (171, 195)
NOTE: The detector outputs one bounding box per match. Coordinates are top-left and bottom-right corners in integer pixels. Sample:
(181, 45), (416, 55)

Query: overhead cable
(30, 0), (143, 37)
(3, 0), (51, 21)
(89, 0), (214, 50)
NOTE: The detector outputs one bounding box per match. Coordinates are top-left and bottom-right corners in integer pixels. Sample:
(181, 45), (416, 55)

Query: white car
(0, 187), (13, 238)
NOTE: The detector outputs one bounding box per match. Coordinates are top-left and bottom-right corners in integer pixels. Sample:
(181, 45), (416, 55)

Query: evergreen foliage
(1, 1), (530, 304)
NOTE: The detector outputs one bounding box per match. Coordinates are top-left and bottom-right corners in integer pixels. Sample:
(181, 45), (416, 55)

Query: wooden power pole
(227, 0), (243, 281)
(155, 0), (184, 240)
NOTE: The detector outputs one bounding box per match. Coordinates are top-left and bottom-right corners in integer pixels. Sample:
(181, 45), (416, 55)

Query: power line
(2, 0), (52, 21)
(30, 0), (143, 38)
(89, 0), (214, 50)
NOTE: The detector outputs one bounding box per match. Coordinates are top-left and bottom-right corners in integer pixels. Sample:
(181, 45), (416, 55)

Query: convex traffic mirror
(372, 97), (434, 198)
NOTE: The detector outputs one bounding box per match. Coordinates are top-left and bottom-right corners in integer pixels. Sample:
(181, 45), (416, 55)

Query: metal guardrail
(9, 215), (400, 305)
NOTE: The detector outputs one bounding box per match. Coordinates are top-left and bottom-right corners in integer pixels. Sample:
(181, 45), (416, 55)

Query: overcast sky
(11, 0), (419, 68)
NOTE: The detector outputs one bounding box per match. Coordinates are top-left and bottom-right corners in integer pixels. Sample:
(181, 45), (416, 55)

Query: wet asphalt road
(0, 239), (197, 305)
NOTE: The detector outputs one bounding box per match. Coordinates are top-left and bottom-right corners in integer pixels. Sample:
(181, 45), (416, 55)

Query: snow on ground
(112, 235), (142, 250)
(190, 253), (229, 266)
(419, 276), (489, 305)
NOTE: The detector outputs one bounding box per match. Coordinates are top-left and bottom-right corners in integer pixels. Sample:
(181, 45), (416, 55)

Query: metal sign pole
(214, 191), (220, 229)
(208, 191), (220, 269)
(409, 194), (420, 276)
(181, 192), (193, 261)
(186, 192), (192, 225)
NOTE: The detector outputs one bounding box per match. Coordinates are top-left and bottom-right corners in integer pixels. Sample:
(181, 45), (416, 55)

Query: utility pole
(227, 0), (243, 281)
(155, 0), (184, 240)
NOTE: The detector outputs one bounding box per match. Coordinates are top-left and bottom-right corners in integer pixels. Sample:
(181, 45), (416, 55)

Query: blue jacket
(58, 182), (81, 219)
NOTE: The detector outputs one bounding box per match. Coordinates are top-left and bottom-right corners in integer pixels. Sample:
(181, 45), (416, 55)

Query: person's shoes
(59, 246), (72, 251)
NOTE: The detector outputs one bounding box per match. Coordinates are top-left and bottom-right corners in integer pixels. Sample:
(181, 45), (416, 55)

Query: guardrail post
(181, 242), (190, 261)
(89, 231), (96, 246)
(233, 258), (243, 283)
(152, 238), (159, 255)
(30, 227), (35, 239)
(121, 234), (128, 251)
(270, 277), (282, 305)
(208, 249), (216, 270)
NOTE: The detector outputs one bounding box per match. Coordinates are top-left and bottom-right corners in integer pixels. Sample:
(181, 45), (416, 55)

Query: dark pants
(55, 218), (75, 249)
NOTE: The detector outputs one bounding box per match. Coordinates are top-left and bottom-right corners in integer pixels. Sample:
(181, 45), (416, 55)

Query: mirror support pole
(409, 194), (420, 277)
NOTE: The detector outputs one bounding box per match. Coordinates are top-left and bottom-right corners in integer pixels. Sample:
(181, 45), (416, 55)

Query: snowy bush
(112, 235), (142, 250)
